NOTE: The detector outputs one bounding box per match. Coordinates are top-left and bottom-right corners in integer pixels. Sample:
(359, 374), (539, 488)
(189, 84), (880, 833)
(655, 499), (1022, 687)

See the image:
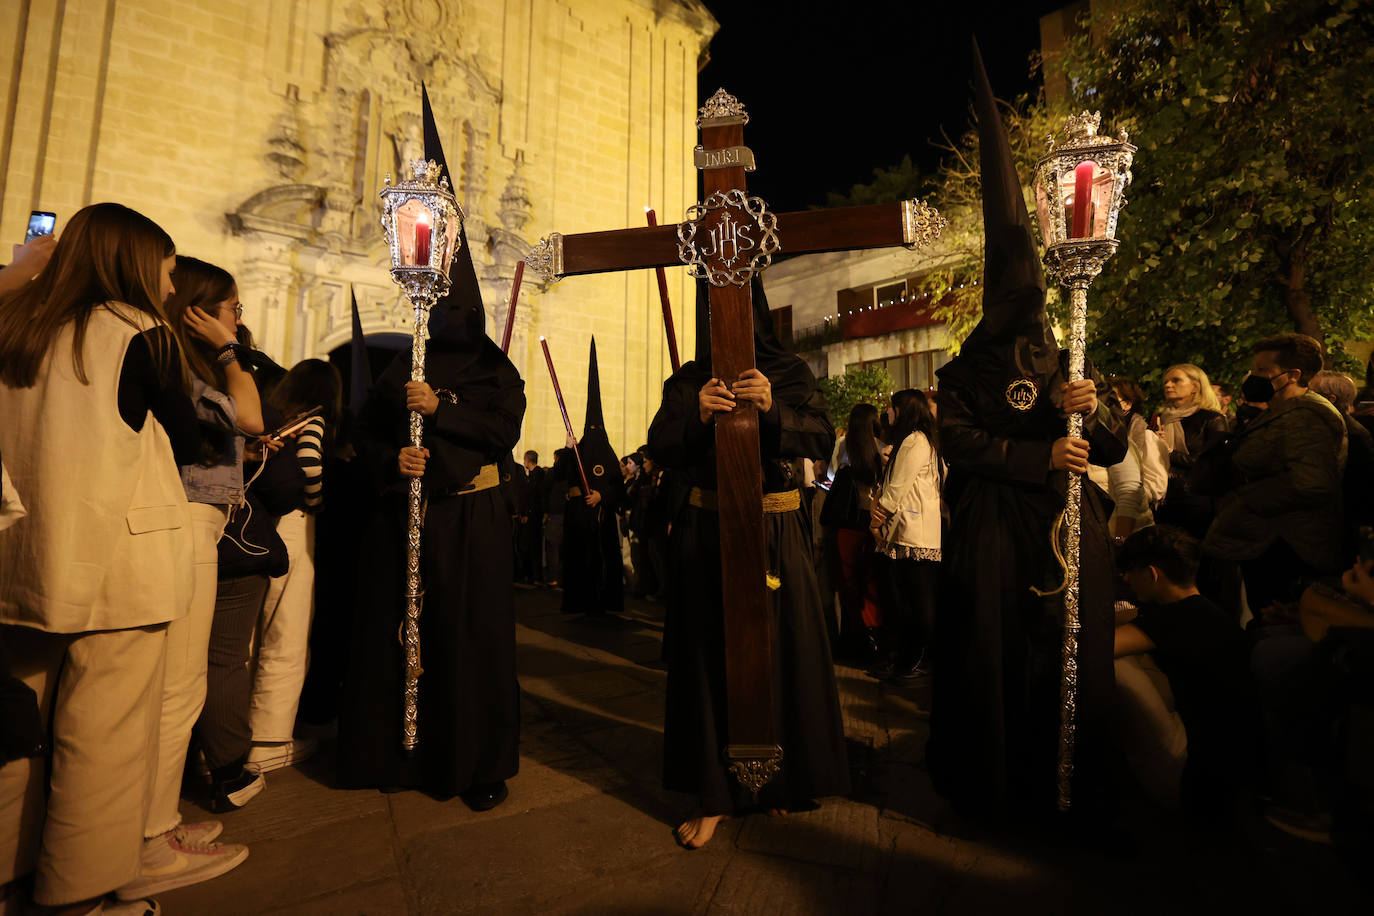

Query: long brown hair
(883, 388), (938, 485)
(845, 402), (883, 488)
(165, 256), (236, 389)
(267, 358), (343, 451)
(0, 202), (180, 388)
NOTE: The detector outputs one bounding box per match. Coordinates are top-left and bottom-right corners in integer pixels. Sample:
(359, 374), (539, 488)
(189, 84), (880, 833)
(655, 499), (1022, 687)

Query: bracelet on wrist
(216, 343), (245, 364)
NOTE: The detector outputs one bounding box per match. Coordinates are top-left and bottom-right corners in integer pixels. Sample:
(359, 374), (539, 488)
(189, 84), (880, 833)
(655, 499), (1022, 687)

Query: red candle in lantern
(414, 211), (431, 265)
(1071, 160), (1097, 239)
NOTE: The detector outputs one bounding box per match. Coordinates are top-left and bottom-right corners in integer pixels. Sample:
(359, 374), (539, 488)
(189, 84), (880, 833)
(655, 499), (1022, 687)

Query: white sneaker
(245, 736), (319, 774)
(115, 828), (249, 899)
(178, 820), (223, 845)
(99, 896), (161, 915)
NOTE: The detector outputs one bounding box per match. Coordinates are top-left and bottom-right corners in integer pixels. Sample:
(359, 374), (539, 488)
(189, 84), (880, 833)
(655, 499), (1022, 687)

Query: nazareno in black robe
(649, 278), (849, 815)
(336, 305), (526, 796)
(926, 44), (1128, 817)
(554, 338), (625, 616)
(336, 86), (526, 795)
(553, 438), (625, 616)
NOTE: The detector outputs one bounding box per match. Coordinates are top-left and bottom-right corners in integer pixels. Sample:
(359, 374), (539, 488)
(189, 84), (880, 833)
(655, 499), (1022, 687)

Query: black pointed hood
(348, 287), (370, 414)
(689, 274), (792, 377)
(945, 39), (1057, 382)
(584, 336), (605, 433)
(577, 336), (618, 490)
(421, 83), (486, 350)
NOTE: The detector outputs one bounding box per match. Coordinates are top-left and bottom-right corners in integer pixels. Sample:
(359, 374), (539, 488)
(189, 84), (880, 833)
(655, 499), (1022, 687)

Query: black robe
(337, 335), (526, 797)
(553, 436), (625, 616)
(649, 356), (850, 815)
(929, 351), (1127, 814)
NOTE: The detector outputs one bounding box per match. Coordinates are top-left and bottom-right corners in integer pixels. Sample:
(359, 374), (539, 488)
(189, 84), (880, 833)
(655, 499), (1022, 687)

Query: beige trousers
(249, 510), (315, 742)
(144, 502), (227, 837)
(1113, 653), (1188, 807)
(0, 623), (166, 905)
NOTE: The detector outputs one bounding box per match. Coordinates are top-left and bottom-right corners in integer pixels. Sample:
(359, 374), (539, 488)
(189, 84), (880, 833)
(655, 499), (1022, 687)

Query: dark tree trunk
(1278, 238), (1329, 365)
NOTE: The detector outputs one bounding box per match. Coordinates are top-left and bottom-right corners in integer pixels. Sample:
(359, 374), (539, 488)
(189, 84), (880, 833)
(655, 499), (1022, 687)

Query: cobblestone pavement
(159, 589), (1367, 915)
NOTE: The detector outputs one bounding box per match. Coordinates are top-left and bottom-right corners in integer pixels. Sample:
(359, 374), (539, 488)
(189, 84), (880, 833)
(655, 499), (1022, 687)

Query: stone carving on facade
(227, 0), (534, 364)
(265, 84), (308, 182)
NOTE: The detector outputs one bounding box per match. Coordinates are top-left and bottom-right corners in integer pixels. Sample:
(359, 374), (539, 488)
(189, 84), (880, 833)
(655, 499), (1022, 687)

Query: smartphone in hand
(268, 405), (324, 442)
(25, 211), (56, 244)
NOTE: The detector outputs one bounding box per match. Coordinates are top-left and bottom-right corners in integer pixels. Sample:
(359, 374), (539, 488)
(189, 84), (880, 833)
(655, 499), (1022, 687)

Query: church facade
(1, 0), (716, 456)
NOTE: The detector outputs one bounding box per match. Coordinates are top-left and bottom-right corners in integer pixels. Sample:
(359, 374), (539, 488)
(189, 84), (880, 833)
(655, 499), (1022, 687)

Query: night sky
(697, 0), (1071, 211)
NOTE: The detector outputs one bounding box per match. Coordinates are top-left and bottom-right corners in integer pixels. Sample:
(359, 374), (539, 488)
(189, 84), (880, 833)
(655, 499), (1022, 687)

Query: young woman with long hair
(870, 388), (942, 682)
(819, 402), (886, 661)
(247, 358), (342, 774)
(122, 255), (263, 901)
(0, 203), (198, 914)
(1155, 363), (1229, 539)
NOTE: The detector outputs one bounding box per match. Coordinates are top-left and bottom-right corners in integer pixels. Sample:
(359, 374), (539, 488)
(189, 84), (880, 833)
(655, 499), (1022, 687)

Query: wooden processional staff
(527, 89), (945, 793)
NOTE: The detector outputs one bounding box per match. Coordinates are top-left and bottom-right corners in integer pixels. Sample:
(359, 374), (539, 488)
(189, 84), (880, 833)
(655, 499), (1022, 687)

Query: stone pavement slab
(159, 810), (399, 914)
(143, 587), (1367, 915)
(402, 792), (682, 914)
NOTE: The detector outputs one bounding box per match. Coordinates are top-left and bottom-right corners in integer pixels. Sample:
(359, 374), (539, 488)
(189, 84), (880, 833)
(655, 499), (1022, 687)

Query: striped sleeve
(296, 416), (326, 510)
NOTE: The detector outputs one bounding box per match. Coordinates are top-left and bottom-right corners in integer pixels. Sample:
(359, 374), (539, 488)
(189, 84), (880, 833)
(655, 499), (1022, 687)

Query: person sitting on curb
(1113, 525), (1259, 819)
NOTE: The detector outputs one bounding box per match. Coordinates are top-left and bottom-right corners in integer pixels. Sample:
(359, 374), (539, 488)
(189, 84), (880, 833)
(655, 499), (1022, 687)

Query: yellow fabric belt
(688, 487), (801, 514)
(566, 486), (583, 499)
(447, 463), (500, 495)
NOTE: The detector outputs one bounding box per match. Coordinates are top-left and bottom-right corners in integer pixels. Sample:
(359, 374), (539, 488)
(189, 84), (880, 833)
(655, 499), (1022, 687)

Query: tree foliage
(824, 155), (927, 209)
(818, 365), (894, 430)
(823, 0), (1372, 387)
(1060, 0), (1374, 385)
(911, 94), (1068, 352)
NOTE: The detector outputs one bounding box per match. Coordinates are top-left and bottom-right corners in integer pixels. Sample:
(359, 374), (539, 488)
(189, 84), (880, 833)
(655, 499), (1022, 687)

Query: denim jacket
(179, 378), (244, 506)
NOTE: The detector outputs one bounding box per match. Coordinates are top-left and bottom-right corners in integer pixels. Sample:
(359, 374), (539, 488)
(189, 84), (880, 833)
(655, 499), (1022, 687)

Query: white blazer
(875, 431), (941, 553)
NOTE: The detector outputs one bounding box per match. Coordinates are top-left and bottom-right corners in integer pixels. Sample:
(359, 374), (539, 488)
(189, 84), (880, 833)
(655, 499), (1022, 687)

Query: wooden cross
(528, 88), (945, 793)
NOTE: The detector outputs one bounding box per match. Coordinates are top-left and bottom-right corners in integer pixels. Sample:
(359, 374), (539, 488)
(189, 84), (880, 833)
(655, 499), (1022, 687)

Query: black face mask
(1241, 372), (1286, 404)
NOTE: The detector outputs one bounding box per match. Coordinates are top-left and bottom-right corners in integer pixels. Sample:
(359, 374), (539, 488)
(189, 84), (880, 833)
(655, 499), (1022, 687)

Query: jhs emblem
(1005, 378), (1038, 412)
(700, 210), (753, 267)
(676, 189), (781, 287)
(592, 464), (605, 477)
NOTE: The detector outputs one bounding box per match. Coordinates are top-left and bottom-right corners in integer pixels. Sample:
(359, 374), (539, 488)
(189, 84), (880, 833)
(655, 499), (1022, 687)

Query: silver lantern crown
(1034, 111), (1136, 286)
(1032, 110), (1135, 813)
(378, 157), (463, 755)
(380, 158), (464, 299)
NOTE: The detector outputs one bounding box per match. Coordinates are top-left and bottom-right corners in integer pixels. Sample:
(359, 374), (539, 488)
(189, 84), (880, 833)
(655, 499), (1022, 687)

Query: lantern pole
(379, 158), (462, 754)
(1035, 111), (1136, 810)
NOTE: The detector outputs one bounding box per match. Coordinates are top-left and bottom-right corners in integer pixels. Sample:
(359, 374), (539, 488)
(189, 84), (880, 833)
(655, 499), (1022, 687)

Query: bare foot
(766, 808), (787, 817)
(674, 814), (728, 849)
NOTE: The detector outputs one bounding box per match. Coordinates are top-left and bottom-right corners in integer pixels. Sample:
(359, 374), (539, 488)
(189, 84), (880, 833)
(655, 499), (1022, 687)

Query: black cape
(648, 279), (848, 814)
(336, 323), (527, 796)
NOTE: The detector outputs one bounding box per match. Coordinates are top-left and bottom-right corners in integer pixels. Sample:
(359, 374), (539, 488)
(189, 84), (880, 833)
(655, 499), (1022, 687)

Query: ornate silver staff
(1033, 111), (1135, 810)
(379, 159), (463, 753)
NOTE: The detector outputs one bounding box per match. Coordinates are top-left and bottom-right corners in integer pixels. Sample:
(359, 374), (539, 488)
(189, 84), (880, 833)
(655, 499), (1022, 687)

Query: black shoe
(460, 780), (509, 812)
(210, 766), (265, 812)
(887, 652), (930, 684)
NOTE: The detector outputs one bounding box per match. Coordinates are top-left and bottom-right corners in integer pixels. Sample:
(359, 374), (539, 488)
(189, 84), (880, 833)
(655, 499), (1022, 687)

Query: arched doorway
(326, 333), (410, 410)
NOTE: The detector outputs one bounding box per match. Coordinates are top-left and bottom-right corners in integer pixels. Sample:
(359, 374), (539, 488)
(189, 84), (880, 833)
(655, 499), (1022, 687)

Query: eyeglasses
(219, 304), (244, 318)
